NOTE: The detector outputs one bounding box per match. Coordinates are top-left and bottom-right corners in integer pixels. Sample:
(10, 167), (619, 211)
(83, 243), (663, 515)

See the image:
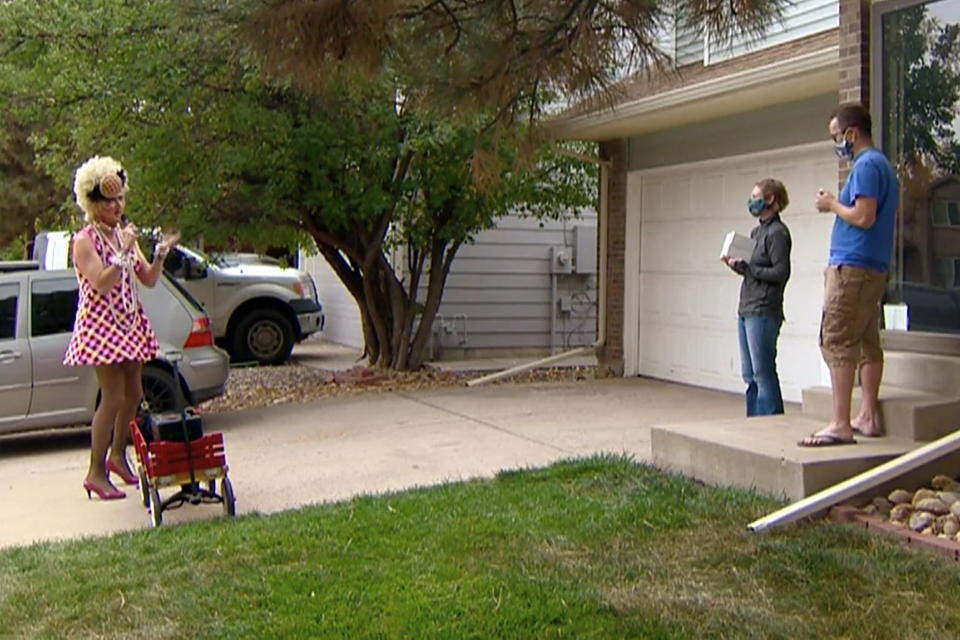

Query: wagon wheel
(138, 466), (149, 508)
(149, 486), (163, 528)
(221, 475), (236, 517)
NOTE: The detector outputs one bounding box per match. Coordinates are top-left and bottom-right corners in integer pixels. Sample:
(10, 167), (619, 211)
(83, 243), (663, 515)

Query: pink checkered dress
(63, 226), (160, 366)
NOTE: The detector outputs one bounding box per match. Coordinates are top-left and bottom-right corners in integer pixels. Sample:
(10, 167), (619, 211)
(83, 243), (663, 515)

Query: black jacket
(734, 214), (791, 319)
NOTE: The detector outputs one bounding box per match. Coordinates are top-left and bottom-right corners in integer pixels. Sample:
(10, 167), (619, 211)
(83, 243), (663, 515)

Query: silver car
(0, 262), (229, 436)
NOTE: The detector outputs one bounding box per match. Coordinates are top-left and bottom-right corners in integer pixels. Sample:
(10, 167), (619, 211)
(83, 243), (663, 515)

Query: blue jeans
(737, 314), (785, 416)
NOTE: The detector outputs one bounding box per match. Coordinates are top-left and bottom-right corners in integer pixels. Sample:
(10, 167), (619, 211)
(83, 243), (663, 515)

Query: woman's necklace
(92, 223), (140, 332)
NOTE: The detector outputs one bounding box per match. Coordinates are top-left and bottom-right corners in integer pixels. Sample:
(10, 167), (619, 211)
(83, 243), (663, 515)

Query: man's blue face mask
(747, 197), (767, 217)
(833, 129), (855, 160)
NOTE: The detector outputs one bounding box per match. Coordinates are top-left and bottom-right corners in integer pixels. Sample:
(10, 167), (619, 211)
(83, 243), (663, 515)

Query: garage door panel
(690, 173), (726, 219)
(695, 275), (739, 324)
(640, 221), (671, 271)
(769, 156), (838, 202)
(641, 178), (665, 221)
(639, 323), (693, 376)
(636, 142), (836, 403)
(721, 167), (766, 215)
(783, 291), (823, 336)
(640, 273), (739, 330)
(787, 218), (832, 273)
(661, 176), (694, 217)
(776, 335), (824, 398)
(639, 320), (743, 393)
(644, 220), (732, 274)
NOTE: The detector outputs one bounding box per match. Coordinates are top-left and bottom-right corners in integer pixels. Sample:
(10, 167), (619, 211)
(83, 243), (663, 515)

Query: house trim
(554, 47), (839, 141)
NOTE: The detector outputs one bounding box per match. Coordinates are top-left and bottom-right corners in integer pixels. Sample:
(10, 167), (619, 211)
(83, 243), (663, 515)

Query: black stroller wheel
(149, 487), (163, 527)
(221, 475), (236, 517)
(138, 467), (149, 508)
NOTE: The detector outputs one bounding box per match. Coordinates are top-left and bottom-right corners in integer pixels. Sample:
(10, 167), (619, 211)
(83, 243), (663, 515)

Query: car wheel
(141, 366), (184, 413)
(232, 308), (294, 366)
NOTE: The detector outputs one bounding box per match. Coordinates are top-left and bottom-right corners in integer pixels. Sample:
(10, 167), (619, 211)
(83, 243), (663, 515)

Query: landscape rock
(951, 501), (960, 519)
(915, 498), (950, 515)
(890, 503), (913, 523)
(939, 515), (960, 538)
(912, 489), (937, 506)
(888, 489), (912, 505)
(198, 361), (596, 415)
(909, 511), (936, 532)
(931, 475), (959, 490)
(872, 497), (893, 517)
(937, 492), (960, 507)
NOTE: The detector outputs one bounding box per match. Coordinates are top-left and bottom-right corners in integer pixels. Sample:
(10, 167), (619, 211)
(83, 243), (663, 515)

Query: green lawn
(2, 455), (959, 639)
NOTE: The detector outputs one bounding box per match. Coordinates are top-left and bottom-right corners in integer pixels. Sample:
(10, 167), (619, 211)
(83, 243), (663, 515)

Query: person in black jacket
(722, 178), (792, 416)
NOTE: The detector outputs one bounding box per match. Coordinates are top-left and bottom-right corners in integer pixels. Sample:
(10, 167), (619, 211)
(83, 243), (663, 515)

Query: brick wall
(837, 0), (871, 185)
(838, 0), (870, 105)
(597, 139), (627, 376)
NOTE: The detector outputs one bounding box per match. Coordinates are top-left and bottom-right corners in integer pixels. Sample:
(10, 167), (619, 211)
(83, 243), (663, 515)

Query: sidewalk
(0, 352), (742, 549)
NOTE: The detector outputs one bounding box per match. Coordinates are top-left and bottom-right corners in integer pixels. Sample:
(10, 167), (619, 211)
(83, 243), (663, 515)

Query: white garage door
(629, 141), (838, 402)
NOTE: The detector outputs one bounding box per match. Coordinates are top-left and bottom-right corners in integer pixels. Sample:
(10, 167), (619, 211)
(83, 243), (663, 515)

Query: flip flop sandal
(797, 433), (857, 447)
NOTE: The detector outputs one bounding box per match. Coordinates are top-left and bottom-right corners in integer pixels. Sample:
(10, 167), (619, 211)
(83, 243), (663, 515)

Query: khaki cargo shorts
(819, 265), (888, 368)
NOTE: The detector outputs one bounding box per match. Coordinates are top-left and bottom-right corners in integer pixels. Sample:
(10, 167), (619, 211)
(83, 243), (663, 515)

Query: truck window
(0, 283), (18, 340)
(31, 278), (78, 337)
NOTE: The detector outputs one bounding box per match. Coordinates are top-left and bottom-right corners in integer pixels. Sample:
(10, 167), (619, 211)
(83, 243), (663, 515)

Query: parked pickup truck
(163, 245), (324, 365)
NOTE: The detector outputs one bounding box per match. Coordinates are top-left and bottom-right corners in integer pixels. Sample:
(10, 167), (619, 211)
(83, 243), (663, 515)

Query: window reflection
(882, 0), (960, 333)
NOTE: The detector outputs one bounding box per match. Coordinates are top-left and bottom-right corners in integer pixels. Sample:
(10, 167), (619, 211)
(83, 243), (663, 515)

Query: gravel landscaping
(862, 474), (960, 541)
(198, 362), (598, 414)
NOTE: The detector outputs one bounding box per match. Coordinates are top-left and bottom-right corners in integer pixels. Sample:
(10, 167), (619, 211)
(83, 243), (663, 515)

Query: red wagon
(131, 409), (236, 527)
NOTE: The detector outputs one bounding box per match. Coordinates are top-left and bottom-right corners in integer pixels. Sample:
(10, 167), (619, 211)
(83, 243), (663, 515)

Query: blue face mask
(747, 197), (767, 217)
(833, 129), (855, 160)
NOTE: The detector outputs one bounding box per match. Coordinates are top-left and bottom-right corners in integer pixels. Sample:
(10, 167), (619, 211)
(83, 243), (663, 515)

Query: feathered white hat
(73, 156), (127, 222)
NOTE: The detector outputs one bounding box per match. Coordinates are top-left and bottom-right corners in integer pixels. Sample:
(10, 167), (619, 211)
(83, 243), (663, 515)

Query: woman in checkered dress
(64, 156), (180, 501)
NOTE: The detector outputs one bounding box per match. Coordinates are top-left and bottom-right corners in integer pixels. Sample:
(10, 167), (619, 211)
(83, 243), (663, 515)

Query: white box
(720, 231), (755, 261)
(883, 303), (909, 330)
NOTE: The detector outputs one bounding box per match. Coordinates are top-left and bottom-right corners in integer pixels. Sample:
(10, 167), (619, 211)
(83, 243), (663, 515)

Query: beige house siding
(622, 29), (839, 98)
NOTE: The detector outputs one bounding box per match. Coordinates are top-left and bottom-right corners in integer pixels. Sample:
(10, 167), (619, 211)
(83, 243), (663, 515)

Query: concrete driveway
(0, 377), (744, 549)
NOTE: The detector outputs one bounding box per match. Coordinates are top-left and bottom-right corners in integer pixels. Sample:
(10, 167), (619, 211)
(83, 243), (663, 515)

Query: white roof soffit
(551, 46), (839, 141)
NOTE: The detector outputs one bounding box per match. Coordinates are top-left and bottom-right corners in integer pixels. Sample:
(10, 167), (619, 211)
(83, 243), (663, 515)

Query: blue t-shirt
(829, 148), (899, 272)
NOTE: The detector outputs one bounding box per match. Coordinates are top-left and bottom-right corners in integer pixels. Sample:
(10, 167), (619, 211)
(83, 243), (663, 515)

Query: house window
(932, 200), (960, 226)
(876, 0), (960, 333)
(937, 257), (960, 287)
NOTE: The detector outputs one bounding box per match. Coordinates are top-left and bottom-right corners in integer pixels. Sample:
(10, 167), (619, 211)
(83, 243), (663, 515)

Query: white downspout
(468, 157), (610, 387)
(748, 429), (960, 533)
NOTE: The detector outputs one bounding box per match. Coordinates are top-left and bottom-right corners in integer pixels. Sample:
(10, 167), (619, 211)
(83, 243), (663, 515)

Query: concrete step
(651, 414), (918, 501)
(801, 385), (960, 442)
(882, 351), (960, 396)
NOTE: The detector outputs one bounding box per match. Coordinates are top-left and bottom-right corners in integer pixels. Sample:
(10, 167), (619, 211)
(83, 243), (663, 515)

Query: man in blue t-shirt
(799, 103), (899, 447)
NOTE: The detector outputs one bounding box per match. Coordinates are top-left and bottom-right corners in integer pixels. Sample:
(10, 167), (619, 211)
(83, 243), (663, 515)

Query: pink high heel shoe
(106, 459), (139, 487)
(83, 479), (126, 501)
